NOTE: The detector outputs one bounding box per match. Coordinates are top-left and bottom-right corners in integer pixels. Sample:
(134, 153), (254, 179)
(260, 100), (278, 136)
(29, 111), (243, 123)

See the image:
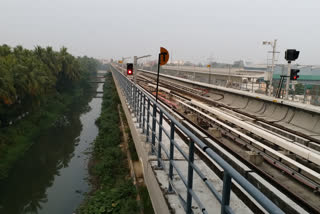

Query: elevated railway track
(111, 64), (320, 213)
(135, 71), (320, 214)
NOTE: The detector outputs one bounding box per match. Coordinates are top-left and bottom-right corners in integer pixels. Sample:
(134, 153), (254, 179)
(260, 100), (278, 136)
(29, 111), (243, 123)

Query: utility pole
(262, 39), (278, 96)
(270, 39), (277, 96)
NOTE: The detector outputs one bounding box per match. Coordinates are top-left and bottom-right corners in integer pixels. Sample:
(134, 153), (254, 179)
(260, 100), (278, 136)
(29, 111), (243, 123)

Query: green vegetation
(120, 108), (154, 214)
(0, 44), (99, 125)
(128, 135), (139, 161)
(0, 44), (99, 179)
(139, 186), (155, 214)
(78, 73), (139, 214)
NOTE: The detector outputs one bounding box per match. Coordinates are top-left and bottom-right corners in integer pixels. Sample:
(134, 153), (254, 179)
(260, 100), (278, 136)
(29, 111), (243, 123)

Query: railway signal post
(155, 47), (169, 102)
(284, 49), (300, 99)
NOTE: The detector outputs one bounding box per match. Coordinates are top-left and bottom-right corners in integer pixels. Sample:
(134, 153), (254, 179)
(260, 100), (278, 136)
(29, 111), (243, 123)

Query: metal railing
(272, 80), (320, 105)
(111, 66), (284, 214)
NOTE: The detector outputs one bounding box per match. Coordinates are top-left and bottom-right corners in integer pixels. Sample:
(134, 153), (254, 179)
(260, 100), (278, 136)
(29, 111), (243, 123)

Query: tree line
(0, 44), (99, 126)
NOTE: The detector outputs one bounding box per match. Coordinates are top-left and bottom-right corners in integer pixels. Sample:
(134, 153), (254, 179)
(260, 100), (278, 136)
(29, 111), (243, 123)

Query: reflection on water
(0, 81), (104, 214)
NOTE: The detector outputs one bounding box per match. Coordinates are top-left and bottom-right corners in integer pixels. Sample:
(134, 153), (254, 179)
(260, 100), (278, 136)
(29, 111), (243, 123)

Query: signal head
(285, 49), (300, 62)
(290, 69), (300, 80)
(127, 63), (133, 75)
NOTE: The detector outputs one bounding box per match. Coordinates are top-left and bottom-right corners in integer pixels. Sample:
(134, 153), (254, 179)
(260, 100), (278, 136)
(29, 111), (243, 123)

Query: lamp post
(262, 39), (277, 96)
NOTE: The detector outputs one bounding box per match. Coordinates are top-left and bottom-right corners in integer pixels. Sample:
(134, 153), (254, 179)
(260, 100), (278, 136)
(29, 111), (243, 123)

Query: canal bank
(77, 72), (154, 214)
(0, 71), (105, 214)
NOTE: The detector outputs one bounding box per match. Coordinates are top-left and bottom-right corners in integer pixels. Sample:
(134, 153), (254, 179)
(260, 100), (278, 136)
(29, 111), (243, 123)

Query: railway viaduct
(110, 63), (320, 214)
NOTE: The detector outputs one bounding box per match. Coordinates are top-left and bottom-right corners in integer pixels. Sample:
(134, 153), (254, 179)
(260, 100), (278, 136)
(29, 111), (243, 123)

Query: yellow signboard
(118, 60), (123, 64)
(207, 64), (211, 68)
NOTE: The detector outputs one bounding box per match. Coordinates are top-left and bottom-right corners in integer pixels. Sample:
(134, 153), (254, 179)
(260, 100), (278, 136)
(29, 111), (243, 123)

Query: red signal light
(290, 69), (300, 80)
(127, 63), (133, 75)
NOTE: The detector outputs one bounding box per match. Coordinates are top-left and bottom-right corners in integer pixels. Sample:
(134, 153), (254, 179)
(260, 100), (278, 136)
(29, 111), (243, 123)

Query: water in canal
(0, 77), (105, 214)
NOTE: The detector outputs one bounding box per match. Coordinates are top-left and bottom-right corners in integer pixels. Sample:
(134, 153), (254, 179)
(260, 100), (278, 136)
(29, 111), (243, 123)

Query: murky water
(0, 77), (105, 214)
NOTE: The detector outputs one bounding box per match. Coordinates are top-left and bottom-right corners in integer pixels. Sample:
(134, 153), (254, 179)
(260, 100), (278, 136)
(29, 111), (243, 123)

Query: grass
(77, 73), (139, 214)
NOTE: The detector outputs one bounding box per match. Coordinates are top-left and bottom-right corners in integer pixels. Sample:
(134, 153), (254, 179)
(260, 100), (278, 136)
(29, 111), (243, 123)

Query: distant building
(233, 60), (245, 68)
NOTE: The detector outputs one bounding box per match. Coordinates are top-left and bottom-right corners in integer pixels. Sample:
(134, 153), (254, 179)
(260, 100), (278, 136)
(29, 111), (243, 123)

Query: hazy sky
(1, 0), (319, 64)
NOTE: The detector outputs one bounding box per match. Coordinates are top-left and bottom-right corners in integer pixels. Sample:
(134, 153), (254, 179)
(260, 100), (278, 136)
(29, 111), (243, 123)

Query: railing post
(127, 85), (129, 99)
(168, 121), (175, 193)
(146, 99), (151, 142)
(186, 138), (195, 214)
(131, 83), (134, 109)
(133, 86), (137, 115)
(139, 91), (142, 127)
(221, 172), (232, 214)
(130, 83), (133, 109)
(126, 80), (129, 101)
(126, 80), (129, 99)
(151, 103), (157, 154)
(135, 86), (138, 116)
(157, 111), (163, 168)
(142, 94), (146, 134)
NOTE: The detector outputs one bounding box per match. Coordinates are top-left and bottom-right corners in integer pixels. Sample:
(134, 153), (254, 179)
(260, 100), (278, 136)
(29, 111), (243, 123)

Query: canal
(0, 73), (105, 214)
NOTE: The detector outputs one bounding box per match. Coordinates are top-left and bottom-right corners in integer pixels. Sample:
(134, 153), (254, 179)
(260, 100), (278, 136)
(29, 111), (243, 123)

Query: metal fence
(272, 80), (320, 105)
(112, 66), (284, 214)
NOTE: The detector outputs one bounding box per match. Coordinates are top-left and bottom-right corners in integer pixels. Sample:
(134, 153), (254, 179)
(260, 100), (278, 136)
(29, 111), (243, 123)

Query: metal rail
(111, 65), (284, 214)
